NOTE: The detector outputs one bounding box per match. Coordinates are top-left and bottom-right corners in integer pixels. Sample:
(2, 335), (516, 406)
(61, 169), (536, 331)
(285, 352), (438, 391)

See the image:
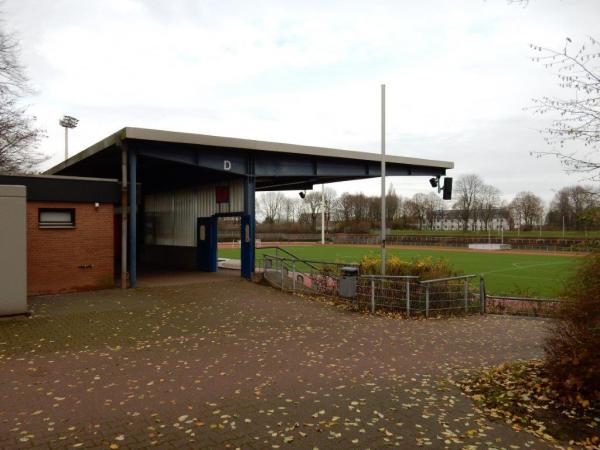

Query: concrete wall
(0, 185), (27, 315)
(27, 201), (114, 295)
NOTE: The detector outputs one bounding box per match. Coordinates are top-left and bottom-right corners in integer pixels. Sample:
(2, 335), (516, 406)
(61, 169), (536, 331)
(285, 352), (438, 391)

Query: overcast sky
(5, 0), (600, 204)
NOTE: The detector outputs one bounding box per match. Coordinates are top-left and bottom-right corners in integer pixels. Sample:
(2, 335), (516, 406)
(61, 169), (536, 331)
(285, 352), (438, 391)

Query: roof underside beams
(49, 139), (448, 194)
(134, 140), (447, 181)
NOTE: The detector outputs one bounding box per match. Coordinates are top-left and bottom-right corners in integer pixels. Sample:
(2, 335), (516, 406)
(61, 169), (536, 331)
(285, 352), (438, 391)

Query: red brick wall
(27, 201), (114, 295)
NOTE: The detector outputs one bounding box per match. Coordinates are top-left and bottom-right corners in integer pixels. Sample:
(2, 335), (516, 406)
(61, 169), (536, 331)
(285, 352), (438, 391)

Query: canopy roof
(46, 127), (453, 192)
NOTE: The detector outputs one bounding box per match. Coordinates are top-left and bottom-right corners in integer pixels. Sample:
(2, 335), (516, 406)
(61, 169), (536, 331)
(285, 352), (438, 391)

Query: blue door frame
(240, 214), (253, 279)
(196, 213), (254, 279)
(196, 216), (218, 272)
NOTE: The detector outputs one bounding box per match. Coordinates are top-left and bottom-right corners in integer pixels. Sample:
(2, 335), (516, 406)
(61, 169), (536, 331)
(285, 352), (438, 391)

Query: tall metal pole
(380, 84), (386, 275)
(128, 149), (137, 288)
(321, 183), (325, 245)
(121, 145), (128, 289)
(64, 127), (68, 160)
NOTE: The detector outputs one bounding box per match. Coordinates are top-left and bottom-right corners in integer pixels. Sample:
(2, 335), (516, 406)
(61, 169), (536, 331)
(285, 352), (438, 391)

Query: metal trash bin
(338, 266), (359, 298)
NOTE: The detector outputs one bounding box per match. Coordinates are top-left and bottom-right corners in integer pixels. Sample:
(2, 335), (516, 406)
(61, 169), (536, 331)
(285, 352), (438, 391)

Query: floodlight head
(429, 177), (439, 188)
(299, 191), (306, 199)
(59, 115), (79, 128)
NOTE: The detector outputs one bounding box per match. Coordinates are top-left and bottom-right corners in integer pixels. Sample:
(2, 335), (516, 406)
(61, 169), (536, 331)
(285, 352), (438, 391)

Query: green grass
(219, 245), (582, 298)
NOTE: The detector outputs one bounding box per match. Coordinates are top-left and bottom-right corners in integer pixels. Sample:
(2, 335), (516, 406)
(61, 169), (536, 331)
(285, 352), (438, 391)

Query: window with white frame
(38, 208), (75, 228)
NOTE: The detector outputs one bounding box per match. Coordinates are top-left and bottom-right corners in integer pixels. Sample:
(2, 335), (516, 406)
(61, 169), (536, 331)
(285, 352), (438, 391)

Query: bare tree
(0, 23), (45, 173)
(336, 193), (354, 223)
(336, 193), (369, 224)
(257, 191), (285, 224)
(453, 174), (484, 231)
(385, 184), (402, 224)
(477, 184), (502, 230)
(322, 187), (337, 226)
(530, 37), (600, 180)
(367, 196), (380, 224)
(547, 185), (599, 230)
(302, 191), (322, 231)
(510, 191), (545, 229)
(353, 193), (370, 223)
(281, 196), (301, 223)
(423, 192), (444, 230)
(405, 193), (430, 230)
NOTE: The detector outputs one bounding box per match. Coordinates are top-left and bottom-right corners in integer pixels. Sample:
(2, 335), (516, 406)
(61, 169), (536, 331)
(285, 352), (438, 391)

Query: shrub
(358, 255), (459, 279)
(544, 250), (600, 408)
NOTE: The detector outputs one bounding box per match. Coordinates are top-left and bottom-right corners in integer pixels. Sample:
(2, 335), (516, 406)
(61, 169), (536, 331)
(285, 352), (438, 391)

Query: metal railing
(357, 274), (481, 317)
(260, 253), (484, 317)
(258, 250), (569, 318)
(358, 275), (418, 314)
(485, 295), (563, 317)
(418, 275), (482, 316)
(260, 247), (322, 273)
(260, 253), (357, 298)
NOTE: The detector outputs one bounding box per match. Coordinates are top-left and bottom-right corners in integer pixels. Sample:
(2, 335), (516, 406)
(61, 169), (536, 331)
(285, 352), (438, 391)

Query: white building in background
(429, 209), (510, 231)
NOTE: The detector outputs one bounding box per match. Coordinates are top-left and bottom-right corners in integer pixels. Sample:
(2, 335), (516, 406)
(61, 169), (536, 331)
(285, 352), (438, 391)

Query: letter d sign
(224, 160), (232, 171)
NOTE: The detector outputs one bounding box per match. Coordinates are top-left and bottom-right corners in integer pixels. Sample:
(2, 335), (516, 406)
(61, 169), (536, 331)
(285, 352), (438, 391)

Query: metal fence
(260, 254), (483, 317)
(260, 253), (357, 298)
(330, 233), (599, 253)
(485, 295), (563, 317)
(356, 274), (482, 317)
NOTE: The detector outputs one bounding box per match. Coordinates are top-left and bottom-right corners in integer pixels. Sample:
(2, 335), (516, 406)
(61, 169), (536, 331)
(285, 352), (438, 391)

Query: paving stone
(0, 278), (554, 449)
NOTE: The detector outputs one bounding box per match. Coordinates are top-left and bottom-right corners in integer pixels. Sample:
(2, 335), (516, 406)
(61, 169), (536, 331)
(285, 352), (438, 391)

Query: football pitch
(219, 245), (582, 298)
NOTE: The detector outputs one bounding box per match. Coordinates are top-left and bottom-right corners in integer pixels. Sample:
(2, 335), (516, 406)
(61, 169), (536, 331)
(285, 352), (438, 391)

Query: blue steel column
(128, 148), (137, 288)
(243, 157), (256, 278)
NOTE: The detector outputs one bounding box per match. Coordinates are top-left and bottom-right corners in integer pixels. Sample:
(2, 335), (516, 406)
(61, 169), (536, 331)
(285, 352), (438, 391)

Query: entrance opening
(217, 216), (241, 272)
(195, 213), (254, 279)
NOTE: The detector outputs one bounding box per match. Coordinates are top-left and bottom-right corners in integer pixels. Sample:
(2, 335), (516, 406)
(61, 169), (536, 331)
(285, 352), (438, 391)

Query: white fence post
(280, 259), (284, 290)
(406, 279), (411, 317)
(371, 279), (375, 313)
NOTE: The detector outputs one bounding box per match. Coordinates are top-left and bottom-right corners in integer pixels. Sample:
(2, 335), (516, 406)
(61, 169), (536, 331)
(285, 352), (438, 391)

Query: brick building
(0, 174), (119, 296)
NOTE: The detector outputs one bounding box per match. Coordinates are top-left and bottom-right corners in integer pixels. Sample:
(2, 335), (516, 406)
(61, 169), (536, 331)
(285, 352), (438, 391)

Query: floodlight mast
(321, 183), (325, 245)
(380, 84), (386, 275)
(59, 115), (79, 160)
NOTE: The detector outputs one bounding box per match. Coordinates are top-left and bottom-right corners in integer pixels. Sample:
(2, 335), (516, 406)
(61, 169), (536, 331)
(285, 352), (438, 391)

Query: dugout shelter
(47, 127), (453, 287)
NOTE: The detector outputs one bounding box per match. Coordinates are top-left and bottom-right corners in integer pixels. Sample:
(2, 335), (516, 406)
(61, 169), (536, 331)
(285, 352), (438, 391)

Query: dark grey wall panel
(0, 175), (120, 203)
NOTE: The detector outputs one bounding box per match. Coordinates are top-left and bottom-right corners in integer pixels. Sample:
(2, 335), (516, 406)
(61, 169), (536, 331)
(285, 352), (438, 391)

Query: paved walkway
(0, 278), (553, 449)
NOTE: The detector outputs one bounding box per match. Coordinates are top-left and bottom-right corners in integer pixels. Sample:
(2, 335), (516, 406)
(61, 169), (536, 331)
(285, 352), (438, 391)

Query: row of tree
(547, 185), (600, 231)
(257, 174), (600, 232)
